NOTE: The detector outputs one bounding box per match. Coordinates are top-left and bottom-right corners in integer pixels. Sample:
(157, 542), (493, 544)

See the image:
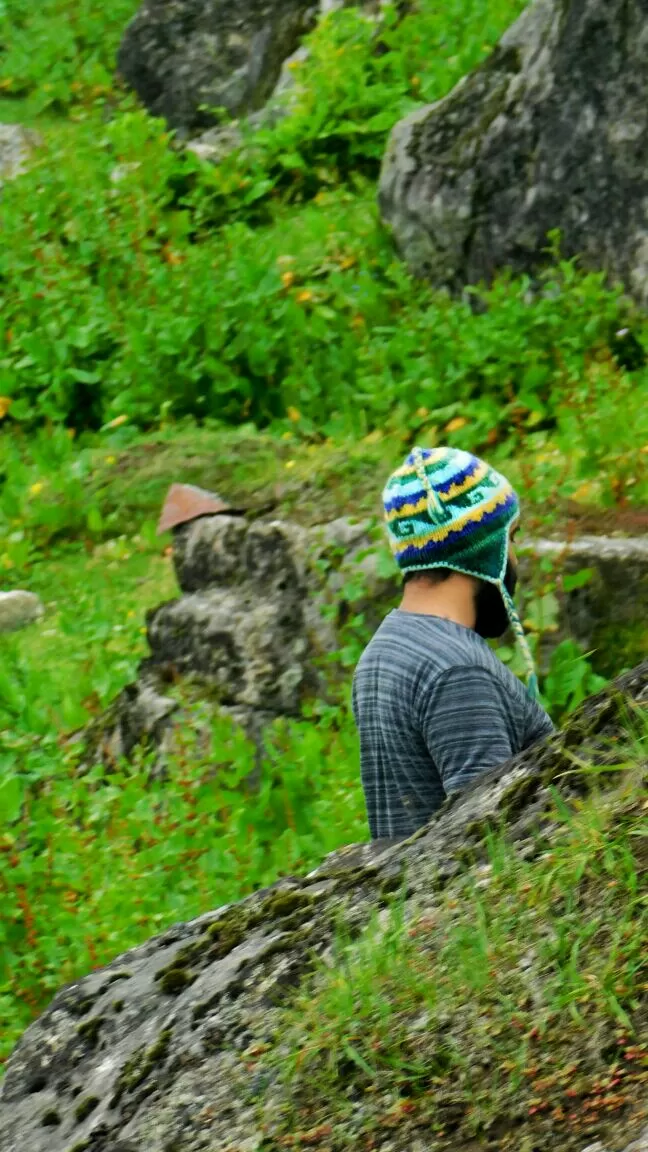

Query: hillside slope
(1, 661), (646, 1152)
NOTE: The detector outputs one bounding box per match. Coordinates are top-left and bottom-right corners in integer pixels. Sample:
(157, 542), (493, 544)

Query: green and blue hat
(383, 445), (538, 696)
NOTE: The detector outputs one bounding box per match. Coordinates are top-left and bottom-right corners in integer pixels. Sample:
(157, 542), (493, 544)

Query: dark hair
(402, 568), (452, 586)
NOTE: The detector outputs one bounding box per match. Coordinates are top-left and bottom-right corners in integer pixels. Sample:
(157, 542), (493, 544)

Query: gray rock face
(0, 590), (44, 633)
(529, 536), (648, 673)
(379, 0), (648, 303)
(148, 517), (316, 711)
(118, 0), (325, 133)
(1, 660), (647, 1151)
(0, 125), (37, 185)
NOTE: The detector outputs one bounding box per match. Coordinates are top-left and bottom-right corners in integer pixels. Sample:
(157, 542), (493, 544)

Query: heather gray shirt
(352, 611), (554, 840)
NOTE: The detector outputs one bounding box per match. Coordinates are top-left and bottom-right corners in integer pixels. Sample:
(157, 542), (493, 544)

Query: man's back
(352, 610), (553, 839)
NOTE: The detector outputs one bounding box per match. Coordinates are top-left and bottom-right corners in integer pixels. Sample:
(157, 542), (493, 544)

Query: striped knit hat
(383, 445), (538, 697)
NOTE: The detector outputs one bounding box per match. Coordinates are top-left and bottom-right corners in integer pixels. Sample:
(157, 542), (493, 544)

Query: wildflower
(416, 406), (429, 419)
(296, 290), (313, 304)
(0, 396), (12, 419)
(285, 460), (296, 470)
(287, 406), (301, 423)
(281, 270), (295, 288)
(445, 416), (467, 433)
(105, 456), (116, 466)
(29, 482), (44, 497)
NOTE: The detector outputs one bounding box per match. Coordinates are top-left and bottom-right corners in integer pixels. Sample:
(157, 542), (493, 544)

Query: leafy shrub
(0, 107), (637, 438)
(0, 698), (366, 1067)
(0, 0), (138, 111)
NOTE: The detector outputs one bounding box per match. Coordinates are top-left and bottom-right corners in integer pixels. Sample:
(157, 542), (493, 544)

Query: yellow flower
(296, 290), (313, 304)
(30, 482), (44, 497)
(416, 406), (429, 419)
(0, 396), (12, 419)
(285, 460), (296, 470)
(287, 406), (301, 423)
(445, 416), (468, 433)
(105, 455), (116, 465)
(281, 270), (295, 288)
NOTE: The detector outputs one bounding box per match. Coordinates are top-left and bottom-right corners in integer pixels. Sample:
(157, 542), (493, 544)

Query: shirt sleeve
(420, 665), (520, 798)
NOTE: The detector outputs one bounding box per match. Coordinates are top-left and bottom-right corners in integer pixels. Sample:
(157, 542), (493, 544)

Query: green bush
(0, 106), (637, 436)
(0, 695), (366, 1067)
(0, 0), (138, 111)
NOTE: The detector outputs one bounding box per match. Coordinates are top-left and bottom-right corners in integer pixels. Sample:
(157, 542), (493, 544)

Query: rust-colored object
(156, 483), (235, 535)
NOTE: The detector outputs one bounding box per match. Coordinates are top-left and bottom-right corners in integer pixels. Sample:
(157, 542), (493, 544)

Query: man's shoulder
(356, 611), (502, 682)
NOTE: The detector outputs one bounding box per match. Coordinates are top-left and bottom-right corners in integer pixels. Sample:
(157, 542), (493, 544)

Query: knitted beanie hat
(383, 445), (538, 697)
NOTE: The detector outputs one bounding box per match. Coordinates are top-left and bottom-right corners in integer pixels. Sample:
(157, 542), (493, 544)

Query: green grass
(262, 752), (648, 1150)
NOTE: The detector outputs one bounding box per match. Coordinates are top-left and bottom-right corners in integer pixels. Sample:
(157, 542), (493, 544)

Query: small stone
(0, 591), (44, 633)
(0, 124), (38, 185)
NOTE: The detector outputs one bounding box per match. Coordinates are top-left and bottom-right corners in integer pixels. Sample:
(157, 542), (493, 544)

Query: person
(352, 445), (554, 842)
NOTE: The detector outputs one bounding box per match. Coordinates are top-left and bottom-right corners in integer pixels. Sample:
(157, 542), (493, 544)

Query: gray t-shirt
(352, 610), (554, 840)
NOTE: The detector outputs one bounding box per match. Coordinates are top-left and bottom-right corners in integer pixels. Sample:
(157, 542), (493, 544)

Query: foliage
(0, 116), (642, 443)
(0, 682), (366, 1065)
(0, 0), (138, 112)
(265, 758), (648, 1148)
(1, 0), (647, 478)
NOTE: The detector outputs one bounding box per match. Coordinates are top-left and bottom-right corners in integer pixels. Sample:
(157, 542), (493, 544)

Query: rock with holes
(379, 0), (648, 303)
(1, 661), (647, 1151)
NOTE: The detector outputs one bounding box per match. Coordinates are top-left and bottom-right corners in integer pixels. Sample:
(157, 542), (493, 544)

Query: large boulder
(1, 660), (647, 1151)
(379, 0), (648, 303)
(117, 0), (357, 134)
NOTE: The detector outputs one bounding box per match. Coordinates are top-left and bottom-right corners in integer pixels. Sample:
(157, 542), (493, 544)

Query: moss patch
(110, 1027), (173, 1109)
(74, 1096), (99, 1124)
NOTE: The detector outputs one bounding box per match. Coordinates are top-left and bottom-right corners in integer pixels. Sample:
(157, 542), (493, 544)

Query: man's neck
(399, 572), (478, 629)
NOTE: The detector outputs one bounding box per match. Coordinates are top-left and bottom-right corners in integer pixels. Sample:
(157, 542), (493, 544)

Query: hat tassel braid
(500, 583), (539, 700)
(412, 446), (445, 520)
